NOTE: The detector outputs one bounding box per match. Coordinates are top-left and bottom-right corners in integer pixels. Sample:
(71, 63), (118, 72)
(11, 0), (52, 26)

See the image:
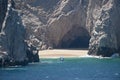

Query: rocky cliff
(0, 0), (28, 66)
(0, 0), (39, 67)
(0, 0), (120, 66)
(87, 0), (120, 56)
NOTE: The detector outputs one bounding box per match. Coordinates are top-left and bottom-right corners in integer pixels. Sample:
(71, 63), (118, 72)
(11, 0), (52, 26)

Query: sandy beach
(39, 49), (88, 58)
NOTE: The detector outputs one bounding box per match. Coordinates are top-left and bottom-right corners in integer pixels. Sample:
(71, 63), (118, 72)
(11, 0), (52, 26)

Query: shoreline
(39, 49), (88, 58)
(38, 49), (111, 59)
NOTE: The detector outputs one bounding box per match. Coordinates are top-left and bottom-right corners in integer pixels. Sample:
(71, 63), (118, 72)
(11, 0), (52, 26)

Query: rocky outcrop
(87, 0), (120, 56)
(0, 0), (120, 63)
(0, 0), (39, 67)
(11, 0), (90, 49)
(26, 44), (39, 62)
(47, 0), (90, 48)
(0, 0), (28, 66)
(47, 0), (120, 57)
(48, 0), (120, 56)
(0, 0), (8, 30)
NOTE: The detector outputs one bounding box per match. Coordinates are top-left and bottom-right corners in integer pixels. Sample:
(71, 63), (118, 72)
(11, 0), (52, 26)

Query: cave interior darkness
(57, 26), (90, 49)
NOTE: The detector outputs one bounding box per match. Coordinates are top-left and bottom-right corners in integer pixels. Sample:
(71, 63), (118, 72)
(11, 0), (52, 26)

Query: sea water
(0, 58), (120, 80)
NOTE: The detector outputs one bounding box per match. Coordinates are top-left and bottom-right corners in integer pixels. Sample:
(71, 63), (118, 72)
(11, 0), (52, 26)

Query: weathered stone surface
(87, 0), (120, 56)
(0, 0), (28, 66)
(47, 0), (89, 48)
(0, 0), (8, 30)
(0, 0), (120, 62)
(12, 0), (90, 49)
(0, 0), (39, 67)
(26, 44), (39, 62)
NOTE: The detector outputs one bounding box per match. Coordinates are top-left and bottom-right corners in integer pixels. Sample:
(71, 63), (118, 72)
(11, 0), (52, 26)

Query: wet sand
(39, 49), (88, 58)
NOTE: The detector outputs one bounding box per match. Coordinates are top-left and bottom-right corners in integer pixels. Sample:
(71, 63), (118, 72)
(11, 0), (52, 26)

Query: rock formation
(0, 0), (28, 66)
(0, 0), (120, 66)
(0, 0), (8, 30)
(0, 0), (39, 67)
(87, 0), (120, 57)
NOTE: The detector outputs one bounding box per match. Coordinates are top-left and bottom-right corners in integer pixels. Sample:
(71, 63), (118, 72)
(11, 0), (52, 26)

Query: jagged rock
(0, 0), (28, 66)
(47, 0), (89, 48)
(0, 0), (39, 67)
(12, 0), (90, 49)
(0, 0), (8, 30)
(0, 0), (120, 63)
(7, 0), (120, 56)
(26, 44), (39, 62)
(87, 0), (120, 57)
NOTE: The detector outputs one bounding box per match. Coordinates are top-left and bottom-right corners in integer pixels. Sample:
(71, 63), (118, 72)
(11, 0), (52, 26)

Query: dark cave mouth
(59, 36), (90, 49)
(56, 26), (91, 49)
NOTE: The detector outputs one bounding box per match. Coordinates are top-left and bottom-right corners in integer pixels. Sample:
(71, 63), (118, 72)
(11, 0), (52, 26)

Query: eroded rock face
(0, 0), (120, 61)
(47, 0), (120, 57)
(0, 0), (28, 66)
(0, 0), (8, 30)
(11, 0), (89, 49)
(13, 0), (60, 49)
(0, 0), (39, 67)
(47, 0), (89, 48)
(87, 0), (120, 56)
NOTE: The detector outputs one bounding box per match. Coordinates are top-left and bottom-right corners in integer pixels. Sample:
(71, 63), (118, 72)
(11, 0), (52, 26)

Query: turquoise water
(0, 58), (120, 80)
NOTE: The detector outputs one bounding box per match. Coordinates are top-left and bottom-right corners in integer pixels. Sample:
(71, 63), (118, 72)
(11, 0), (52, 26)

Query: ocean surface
(0, 58), (120, 80)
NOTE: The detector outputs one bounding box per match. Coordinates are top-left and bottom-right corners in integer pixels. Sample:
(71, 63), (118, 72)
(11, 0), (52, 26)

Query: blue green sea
(0, 58), (120, 80)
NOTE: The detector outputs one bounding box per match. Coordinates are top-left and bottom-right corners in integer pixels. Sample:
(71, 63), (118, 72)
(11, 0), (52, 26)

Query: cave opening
(57, 26), (90, 49)
(68, 36), (90, 48)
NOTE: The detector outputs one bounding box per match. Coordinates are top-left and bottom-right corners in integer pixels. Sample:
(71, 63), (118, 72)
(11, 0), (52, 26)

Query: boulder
(26, 44), (39, 62)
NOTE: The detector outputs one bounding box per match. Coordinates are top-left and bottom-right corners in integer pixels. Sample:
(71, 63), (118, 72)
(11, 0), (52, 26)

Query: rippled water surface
(0, 58), (120, 80)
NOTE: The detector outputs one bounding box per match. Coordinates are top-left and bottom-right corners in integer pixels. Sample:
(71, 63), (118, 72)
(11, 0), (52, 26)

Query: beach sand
(39, 49), (88, 58)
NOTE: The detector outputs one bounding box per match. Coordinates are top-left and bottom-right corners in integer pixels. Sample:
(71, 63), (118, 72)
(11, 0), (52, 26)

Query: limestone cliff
(0, 0), (120, 65)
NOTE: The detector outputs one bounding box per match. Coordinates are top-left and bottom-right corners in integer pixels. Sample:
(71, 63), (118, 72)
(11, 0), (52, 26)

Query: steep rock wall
(0, 0), (39, 67)
(47, 0), (89, 48)
(87, 0), (120, 56)
(0, 0), (28, 66)
(0, 0), (8, 30)
(12, 0), (90, 49)
(0, 0), (120, 61)
(12, 0), (60, 49)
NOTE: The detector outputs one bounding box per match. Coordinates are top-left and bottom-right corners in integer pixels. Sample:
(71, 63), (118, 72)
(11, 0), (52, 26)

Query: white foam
(77, 55), (111, 59)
